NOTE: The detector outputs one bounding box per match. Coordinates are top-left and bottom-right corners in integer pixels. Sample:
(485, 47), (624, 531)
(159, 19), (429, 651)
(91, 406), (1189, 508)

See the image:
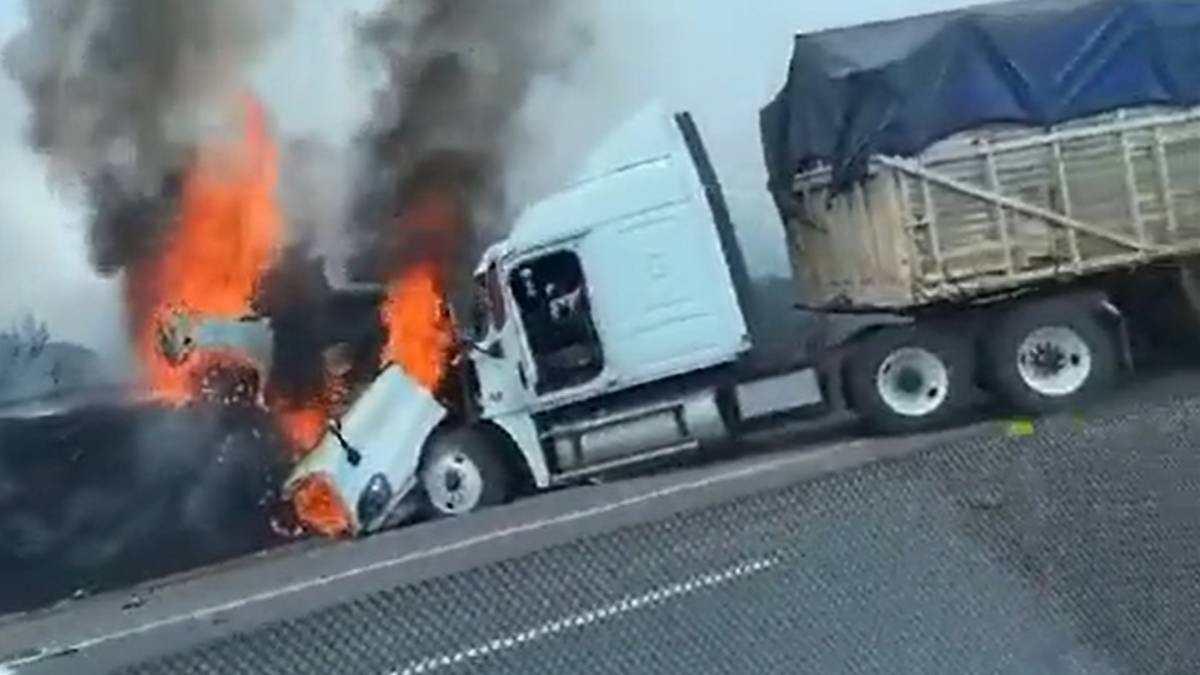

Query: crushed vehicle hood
(285, 365), (446, 535)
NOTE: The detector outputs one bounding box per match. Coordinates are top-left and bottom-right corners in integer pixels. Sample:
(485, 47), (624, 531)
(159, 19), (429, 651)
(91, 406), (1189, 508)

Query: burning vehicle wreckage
(0, 101), (348, 611)
(160, 105), (737, 541)
(160, 268), (461, 541)
(0, 97), (411, 595)
(0, 2), (606, 606)
(107, 103), (460, 542)
(260, 106), (773, 539)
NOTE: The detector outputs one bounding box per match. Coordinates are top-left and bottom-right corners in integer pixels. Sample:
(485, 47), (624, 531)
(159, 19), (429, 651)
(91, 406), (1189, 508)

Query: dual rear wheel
(846, 301), (1118, 434)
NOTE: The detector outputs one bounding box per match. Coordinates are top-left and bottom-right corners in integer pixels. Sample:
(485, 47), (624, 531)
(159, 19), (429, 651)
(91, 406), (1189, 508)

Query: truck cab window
(486, 262), (507, 330)
(469, 274), (489, 342)
(509, 251), (604, 394)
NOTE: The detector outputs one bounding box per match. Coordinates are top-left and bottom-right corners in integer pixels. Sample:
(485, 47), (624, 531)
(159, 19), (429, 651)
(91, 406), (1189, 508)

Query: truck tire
(845, 326), (973, 435)
(1122, 261), (1200, 360)
(1173, 258), (1200, 352)
(983, 301), (1117, 416)
(419, 427), (514, 518)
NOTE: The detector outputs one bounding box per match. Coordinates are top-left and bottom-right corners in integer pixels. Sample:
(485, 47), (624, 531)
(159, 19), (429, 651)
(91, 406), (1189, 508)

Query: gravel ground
(106, 372), (1200, 675)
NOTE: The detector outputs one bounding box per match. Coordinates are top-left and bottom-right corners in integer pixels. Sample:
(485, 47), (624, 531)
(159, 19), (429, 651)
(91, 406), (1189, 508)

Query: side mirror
(480, 340), (504, 359)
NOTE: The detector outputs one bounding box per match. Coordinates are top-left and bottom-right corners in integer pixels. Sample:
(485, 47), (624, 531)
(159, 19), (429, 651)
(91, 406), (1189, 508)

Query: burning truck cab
(284, 105), (829, 537)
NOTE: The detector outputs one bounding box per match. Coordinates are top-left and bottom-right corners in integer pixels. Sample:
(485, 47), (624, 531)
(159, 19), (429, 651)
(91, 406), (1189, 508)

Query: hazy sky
(0, 0), (994, 349)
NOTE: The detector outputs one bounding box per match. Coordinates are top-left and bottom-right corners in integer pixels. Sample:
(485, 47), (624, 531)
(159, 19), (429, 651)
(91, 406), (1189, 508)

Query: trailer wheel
(1171, 259), (1200, 351)
(845, 326), (973, 435)
(419, 427), (514, 518)
(983, 302), (1117, 415)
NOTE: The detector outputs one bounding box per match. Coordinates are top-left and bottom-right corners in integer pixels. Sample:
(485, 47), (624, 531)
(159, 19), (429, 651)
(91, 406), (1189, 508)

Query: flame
(122, 93), (360, 538)
(285, 191), (458, 537)
(121, 91), (463, 539)
(289, 474), (351, 538)
(378, 189), (459, 391)
(275, 368), (351, 456)
(381, 261), (454, 391)
(126, 96), (282, 402)
(276, 405), (328, 452)
(273, 371), (352, 532)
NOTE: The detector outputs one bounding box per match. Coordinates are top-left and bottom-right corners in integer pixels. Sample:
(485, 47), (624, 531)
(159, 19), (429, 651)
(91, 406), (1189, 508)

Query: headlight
(357, 473), (393, 528)
(289, 473), (352, 538)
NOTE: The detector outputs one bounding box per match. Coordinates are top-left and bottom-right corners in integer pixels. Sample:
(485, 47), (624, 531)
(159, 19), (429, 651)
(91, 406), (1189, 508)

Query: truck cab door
(469, 261), (536, 417)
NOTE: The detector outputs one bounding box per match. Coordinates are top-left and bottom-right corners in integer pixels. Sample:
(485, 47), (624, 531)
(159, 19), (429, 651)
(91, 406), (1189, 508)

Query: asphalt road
(7, 370), (1200, 675)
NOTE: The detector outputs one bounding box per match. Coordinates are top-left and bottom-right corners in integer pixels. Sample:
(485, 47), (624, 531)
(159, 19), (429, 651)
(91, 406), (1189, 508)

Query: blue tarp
(760, 0), (1200, 200)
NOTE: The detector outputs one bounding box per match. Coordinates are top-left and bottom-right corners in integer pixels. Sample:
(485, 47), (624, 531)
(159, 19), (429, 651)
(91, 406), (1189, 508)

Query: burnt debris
(0, 402), (287, 615)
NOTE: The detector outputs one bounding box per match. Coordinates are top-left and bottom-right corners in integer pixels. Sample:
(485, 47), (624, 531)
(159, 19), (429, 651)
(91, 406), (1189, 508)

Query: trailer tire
(1171, 259), (1200, 353)
(419, 427), (514, 518)
(983, 301), (1117, 416)
(845, 326), (973, 435)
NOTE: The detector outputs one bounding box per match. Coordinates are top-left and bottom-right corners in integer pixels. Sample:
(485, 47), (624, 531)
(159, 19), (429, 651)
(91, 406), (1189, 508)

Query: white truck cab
(285, 106), (826, 535)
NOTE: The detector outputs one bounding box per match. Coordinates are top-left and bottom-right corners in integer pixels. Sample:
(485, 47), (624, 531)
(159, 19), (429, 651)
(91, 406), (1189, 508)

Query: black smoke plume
(3, 0), (291, 275)
(348, 0), (587, 314)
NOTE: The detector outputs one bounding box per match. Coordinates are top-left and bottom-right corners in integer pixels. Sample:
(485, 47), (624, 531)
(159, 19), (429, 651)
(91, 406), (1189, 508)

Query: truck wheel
(419, 428), (513, 518)
(983, 302), (1117, 415)
(845, 326), (973, 435)
(1172, 259), (1200, 352)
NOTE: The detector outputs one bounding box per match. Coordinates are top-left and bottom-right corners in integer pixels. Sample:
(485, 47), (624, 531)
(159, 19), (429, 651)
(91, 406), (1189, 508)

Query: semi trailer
(285, 0), (1200, 536)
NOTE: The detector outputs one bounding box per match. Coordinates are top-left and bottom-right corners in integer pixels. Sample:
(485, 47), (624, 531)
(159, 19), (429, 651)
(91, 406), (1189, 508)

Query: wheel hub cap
(895, 367), (925, 395)
(876, 347), (951, 418)
(1017, 326), (1092, 397)
(424, 453), (484, 516)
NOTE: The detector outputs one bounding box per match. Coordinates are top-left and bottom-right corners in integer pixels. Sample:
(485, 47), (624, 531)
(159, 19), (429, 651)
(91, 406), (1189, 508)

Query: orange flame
(122, 94), (360, 538)
(276, 406), (328, 452)
(122, 92), (463, 539)
(126, 96), (282, 402)
(289, 474), (351, 538)
(378, 189), (459, 392)
(381, 261), (454, 392)
(287, 196), (459, 537)
(274, 356), (352, 457)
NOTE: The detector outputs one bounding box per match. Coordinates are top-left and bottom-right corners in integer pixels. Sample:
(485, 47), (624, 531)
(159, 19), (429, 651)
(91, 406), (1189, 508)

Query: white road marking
(7, 438), (875, 669)
(388, 556), (778, 675)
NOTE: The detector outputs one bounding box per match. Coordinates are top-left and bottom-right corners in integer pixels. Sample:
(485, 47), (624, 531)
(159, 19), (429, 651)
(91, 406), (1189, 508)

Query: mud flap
(1096, 298), (1134, 373)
